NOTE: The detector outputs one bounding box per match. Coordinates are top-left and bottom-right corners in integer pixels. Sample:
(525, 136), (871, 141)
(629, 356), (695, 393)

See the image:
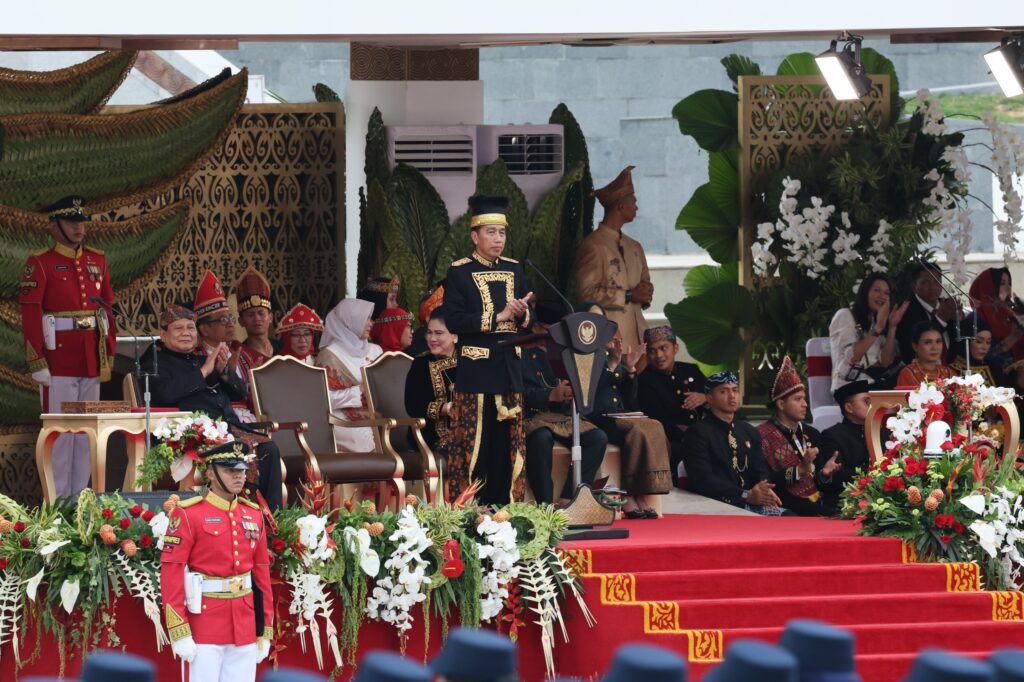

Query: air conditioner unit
(477, 124), (564, 212)
(386, 125), (477, 221)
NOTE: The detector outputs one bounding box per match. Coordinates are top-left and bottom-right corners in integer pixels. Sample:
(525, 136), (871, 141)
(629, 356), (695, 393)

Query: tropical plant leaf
(523, 162), (585, 295)
(683, 262), (740, 298)
(665, 282), (753, 366)
(549, 103), (595, 238)
(706, 149), (740, 220)
(364, 107), (390, 186)
(676, 183), (739, 264)
(0, 68), (248, 212)
(153, 67), (232, 105)
(0, 316), (28, 374)
(312, 83), (341, 103)
(720, 54), (762, 91)
(0, 51), (137, 116)
(0, 377), (39, 424)
(386, 164), (451, 286)
(776, 52), (819, 77)
(671, 89), (739, 152)
(474, 159), (529, 260)
(435, 211), (473, 283)
(0, 202), (190, 298)
(860, 47), (902, 119)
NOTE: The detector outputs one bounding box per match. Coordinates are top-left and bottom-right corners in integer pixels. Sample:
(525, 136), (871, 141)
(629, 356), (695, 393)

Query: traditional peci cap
(262, 669), (330, 682)
(80, 650), (155, 682)
(602, 643), (688, 682)
(44, 195), (91, 222)
(903, 650), (992, 682)
(643, 325), (676, 345)
(593, 166), (636, 208)
(194, 271), (230, 321)
(990, 649), (1024, 682)
(430, 628), (517, 682)
(235, 266), (272, 313)
(353, 651), (431, 682)
(418, 282), (445, 325)
(771, 356), (805, 402)
(833, 380), (870, 407)
(705, 371), (739, 393)
(159, 304), (196, 329)
(277, 303), (324, 335)
(469, 194), (510, 229)
(703, 640), (797, 682)
(196, 441), (251, 471)
(778, 620), (860, 682)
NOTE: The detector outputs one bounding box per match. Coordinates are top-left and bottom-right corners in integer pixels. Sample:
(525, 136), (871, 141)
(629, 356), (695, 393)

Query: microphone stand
(914, 257), (978, 445)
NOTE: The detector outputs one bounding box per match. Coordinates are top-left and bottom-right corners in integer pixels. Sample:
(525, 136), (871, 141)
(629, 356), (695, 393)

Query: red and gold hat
(363, 275), (401, 295)
(771, 356), (805, 402)
(592, 165), (636, 207)
(418, 282), (445, 325)
(235, 266), (272, 313)
(277, 303), (324, 335)
(194, 270), (229, 320)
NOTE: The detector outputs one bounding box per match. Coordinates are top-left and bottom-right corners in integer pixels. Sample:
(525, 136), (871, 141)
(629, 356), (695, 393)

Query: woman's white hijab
(320, 298), (374, 359)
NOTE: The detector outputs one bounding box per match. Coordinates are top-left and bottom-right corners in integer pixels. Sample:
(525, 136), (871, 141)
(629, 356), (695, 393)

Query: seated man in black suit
(681, 371), (784, 515)
(818, 380), (872, 511)
(895, 260), (959, 364)
(142, 304), (283, 510)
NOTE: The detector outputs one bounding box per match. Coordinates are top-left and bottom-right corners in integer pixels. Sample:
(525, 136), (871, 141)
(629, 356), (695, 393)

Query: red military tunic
(19, 243), (116, 379)
(161, 492), (274, 646)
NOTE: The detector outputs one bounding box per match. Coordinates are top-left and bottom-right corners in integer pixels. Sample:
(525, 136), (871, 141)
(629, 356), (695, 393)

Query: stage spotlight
(815, 33), (872, 101)
(984, 35), (1024, 98)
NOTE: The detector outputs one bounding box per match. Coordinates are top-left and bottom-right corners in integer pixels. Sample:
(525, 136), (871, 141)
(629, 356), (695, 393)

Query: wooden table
(35, 411), (187, 502)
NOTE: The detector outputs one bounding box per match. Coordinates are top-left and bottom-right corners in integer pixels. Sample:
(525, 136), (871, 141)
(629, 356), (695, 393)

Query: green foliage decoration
(0, 51), (137, 116)
(312, 83), (342, 103)
(671, 89), (739, 153)
(0, 68), (248, 212)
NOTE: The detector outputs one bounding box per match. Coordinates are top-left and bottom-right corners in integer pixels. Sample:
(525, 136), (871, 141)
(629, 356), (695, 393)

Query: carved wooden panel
(0, 433), (40, 506)
(351, 43), (479, 81)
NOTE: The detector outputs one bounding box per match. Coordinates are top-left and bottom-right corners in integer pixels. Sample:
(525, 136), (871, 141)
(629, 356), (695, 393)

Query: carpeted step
(580, 536), (902, 574)
(851, 651), (990, 682)
(581, 562), (969, 601)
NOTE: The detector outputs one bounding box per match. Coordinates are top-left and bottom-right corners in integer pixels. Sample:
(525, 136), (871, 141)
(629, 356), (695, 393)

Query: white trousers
(189, 643), (257, 682)
(41, 375), (99, 498)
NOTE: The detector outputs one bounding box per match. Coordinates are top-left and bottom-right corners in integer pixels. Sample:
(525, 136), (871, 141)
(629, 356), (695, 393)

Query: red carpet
(553, 514), (1024, 681)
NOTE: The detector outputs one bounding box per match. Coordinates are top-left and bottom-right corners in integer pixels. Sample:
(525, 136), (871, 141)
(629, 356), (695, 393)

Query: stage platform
(7, 514), (1022, 681)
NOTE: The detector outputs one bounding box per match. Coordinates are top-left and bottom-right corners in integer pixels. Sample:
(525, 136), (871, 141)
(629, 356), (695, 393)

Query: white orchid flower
(39, 540), (71, 558)
(25, 568), (45, 601)
(959, 494), (988, 515)
(970, 521), (998, 558)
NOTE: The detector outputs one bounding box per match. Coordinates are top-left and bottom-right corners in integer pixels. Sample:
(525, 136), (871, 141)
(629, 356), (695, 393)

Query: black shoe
(624, 509), (647, 520)
(643, 508), (659, 519)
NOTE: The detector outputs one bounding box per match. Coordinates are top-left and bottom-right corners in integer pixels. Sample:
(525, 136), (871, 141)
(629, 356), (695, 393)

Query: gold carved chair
(249, 355), (405, 509)
(361, 351), (443, 504)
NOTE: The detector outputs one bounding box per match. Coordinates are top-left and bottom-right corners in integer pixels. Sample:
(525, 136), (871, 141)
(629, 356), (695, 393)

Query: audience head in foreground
(430, 627), (518, 682)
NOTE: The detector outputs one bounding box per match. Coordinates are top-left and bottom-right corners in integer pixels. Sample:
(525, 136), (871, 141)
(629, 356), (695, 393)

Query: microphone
(912, 255), (977, 342)
(523, 259), (574, 315)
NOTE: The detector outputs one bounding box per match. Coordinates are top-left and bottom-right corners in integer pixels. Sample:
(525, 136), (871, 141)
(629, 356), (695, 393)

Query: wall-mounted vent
(392, 135), (474, 174)
(496, 133), (563, 175)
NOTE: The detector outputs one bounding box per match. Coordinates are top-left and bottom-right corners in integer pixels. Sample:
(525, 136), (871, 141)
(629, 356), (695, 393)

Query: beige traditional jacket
(574, 225), (651, 349)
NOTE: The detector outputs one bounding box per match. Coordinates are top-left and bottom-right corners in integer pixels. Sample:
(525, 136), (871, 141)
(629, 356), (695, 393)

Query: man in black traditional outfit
(681, 371), (784, 515)
(143, 304), (283, 510)
(442, 196), (533, 504)
(819, 380), (872, 511)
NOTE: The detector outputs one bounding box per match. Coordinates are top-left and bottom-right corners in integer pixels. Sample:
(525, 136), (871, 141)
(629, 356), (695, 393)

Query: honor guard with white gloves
(160, 442), (274, 682)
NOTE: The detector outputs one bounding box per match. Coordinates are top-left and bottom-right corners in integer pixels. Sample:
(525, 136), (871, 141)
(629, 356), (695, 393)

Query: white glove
(172, 635), (198, 663)
(256, 637), (271, 663)
(31, 369), (51, 387)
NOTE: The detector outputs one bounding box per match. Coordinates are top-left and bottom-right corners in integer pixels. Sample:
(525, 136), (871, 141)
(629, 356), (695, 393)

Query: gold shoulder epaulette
(451, 257), (471, 266)
(239, 497), (261, 510)
(499, 256), (519, 264)
(29, 246), (49, 257)
(178, 496), (203, 508)
(84, 246), (105, 256)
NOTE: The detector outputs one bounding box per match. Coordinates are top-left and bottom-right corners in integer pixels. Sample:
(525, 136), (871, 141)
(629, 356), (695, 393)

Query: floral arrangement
(0, 489), (173, 674)
(137, 413), (233, 487)
(0, 478), (589, 679)
(842, 375), (1023, 588)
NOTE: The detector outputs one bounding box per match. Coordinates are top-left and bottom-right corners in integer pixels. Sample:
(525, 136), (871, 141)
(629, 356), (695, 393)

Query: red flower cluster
(139, 535), (154, 549)
(934, 514), (966, 534)
(142, 510), (155, 522)
(129, 505), (143, 518)
(884, 476), (906, 492)
(0, 557), (7, 570)
(903, 457), (929, 476)
(271, 538), (287, 554)
(119, 518), (131, 530)
(13, 521), (25, 533)
(101, 508), (113, 519)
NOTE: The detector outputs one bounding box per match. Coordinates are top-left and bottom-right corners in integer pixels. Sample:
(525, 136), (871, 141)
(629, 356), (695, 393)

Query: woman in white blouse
(829, 274), (909, 392)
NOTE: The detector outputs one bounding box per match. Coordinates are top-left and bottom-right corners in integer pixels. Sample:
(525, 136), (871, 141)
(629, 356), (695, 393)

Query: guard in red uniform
(19, 195), (117, 498)
(161, 441), (274, 682)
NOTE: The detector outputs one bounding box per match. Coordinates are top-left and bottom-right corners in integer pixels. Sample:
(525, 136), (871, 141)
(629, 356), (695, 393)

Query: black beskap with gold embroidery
(443, 252), (532, 395)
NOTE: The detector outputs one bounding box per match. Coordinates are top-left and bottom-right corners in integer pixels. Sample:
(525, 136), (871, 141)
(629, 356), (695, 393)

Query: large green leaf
(0, 380), (40, 425)
(707, 149), (740, 220)
(683, 262), (740, 298)
(720, 54), (762, 91)
(0, 51), (137, 116)
(776, 52), (819, 76)
(435, 211), (473, 283)
(386, 164), (451, 285)
(312, 83), (341, 103)
(523, 162), (584, 295)
(364, 107), (390, 186)
(549, 103), (595, 238)
(676, 183), (739, 264)
(0, 68), (247, 212)
(860, 47), (902, 119)
(665, 282), (753, 366)
(474, 159), (529, 260)
(671, 89), (739, 152)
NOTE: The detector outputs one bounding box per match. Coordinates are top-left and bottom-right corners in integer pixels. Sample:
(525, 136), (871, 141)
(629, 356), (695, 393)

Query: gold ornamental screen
(106, 102), (346, 335)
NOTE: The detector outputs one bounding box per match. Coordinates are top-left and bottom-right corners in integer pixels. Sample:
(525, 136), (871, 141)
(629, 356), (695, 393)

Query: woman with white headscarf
(316, 298), (382, 453)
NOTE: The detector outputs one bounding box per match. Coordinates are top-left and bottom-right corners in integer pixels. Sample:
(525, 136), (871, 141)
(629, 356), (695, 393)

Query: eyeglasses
(290, 330), (314, 339)
(208, 315), (236, 326)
